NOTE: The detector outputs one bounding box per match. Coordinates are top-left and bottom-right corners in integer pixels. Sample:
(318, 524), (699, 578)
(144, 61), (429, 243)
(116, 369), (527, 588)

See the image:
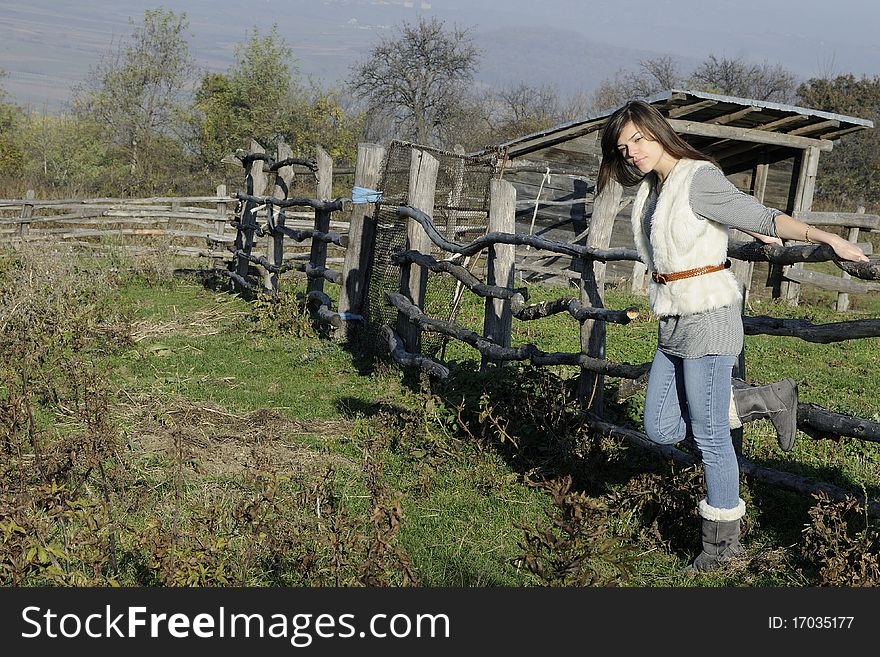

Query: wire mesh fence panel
(363, 140), (498, 358)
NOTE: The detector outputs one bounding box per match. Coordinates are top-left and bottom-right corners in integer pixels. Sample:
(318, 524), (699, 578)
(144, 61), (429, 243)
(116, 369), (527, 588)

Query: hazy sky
(2, 0), (879, 111)
(458, 0), (880, 77)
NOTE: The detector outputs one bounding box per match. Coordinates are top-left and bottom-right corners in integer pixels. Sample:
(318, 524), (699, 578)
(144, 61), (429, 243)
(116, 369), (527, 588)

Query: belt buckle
(652, 272), (668, 284)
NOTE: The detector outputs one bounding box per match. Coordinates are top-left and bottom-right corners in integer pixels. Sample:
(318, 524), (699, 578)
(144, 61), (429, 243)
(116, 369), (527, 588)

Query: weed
(514, 475), (636, 586)
(801, 492), (880, 586)
(249, 289), (316, 338)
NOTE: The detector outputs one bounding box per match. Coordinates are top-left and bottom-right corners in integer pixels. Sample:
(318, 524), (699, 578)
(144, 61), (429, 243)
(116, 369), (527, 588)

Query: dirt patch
(118, 395), (357, 478)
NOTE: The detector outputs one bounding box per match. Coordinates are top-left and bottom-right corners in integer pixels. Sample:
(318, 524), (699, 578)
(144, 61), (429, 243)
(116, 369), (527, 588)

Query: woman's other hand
(754, 234), (783, 246)
(829, 235), (870, 262)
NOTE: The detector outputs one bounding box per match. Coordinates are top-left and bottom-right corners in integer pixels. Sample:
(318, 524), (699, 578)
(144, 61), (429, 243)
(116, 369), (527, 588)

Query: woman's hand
(742, 229), (783, 246)
(829, 235), (870, 262)
(754, 234), (784, 246)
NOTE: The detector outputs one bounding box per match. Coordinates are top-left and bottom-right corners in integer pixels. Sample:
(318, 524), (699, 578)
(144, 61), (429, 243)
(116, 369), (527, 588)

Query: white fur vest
(630, 159), (742, 317)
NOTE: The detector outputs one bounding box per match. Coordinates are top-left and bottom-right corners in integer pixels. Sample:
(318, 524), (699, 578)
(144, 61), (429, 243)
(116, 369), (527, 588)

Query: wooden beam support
(338, 143), (386, 340)
(820, 126), (870, 140)
(783, 146), (821, 305)
(788, 119), (840, 136)
(396, 148), (439, 354)
(500, 121), (606, 158)
(667, 118), (834, 151)
(578, 176), (623, 415)
(667, 99), (718, 118)
(792, 210), (880, 229)
(708, 106), (760, 124)
(481, 179), (517, 369)
(753, 114), (811, 131)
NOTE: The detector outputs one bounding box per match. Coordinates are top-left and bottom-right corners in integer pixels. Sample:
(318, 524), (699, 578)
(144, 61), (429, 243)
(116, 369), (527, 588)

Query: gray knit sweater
(639, 165), (781, 358)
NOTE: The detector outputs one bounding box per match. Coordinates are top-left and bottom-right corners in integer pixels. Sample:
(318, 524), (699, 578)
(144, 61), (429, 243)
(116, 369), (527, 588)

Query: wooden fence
(0, 189), (236, 259)
(221, 139), (350, 328)
(361, 147), (880, 517)
(3, 141), (880, 516)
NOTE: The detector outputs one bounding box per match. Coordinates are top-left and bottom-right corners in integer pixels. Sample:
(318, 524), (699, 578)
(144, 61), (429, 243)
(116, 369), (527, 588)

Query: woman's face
(615, 120), (667, 174)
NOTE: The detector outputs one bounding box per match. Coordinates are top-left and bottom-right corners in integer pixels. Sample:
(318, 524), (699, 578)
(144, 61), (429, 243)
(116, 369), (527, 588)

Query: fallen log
(583, 415), (880, 518)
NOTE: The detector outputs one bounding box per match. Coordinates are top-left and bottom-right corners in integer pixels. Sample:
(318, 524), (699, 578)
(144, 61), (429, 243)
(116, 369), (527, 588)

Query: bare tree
(688, 54), (797, 102)
(486, 82), (565, 141)
(438, 82), (590, 151)
(347, 17), (480, 146)
(590, 55), (683, 111)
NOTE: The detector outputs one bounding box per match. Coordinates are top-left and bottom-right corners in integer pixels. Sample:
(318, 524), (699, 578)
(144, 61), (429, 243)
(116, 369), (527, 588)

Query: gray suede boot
(685, 498), (746, 574)
(732, 378), (799, 451)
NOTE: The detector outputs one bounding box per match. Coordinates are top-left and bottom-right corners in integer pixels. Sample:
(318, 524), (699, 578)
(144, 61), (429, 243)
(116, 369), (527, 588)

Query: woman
(597, 100), (869, 573)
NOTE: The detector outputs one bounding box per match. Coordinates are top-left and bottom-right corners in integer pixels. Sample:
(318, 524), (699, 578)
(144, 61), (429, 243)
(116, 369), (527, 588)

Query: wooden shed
(469, 88), (874, 302)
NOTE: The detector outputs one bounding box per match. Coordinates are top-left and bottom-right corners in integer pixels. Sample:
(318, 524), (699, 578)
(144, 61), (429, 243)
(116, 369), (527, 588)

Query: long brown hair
(596, 100), (716, 193)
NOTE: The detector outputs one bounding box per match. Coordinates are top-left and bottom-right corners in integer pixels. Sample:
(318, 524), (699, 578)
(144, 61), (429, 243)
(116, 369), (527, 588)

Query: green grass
(2, 250), (879, 588)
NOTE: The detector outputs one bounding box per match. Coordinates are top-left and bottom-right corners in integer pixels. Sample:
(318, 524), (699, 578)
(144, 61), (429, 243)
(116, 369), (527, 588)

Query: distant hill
(0, 0), (682, 113)
(2, 0), (877, 113)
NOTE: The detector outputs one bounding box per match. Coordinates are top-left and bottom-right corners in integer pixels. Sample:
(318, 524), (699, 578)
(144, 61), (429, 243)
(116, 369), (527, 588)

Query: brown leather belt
(651, 259), (731, 284)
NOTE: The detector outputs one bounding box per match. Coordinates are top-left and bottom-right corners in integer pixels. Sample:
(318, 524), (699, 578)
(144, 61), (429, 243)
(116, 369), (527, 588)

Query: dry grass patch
(117, 395), (357, 479)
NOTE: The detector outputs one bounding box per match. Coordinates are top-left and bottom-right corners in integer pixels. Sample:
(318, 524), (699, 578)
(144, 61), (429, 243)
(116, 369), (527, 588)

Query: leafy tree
(15, 111), (118, 195)
(72, 9), (195, 193)
(688, 54), (797, 102)
(797, 74), (880, 206)
(0, 71), (24, 180)
(347, 17), (480, 146)
(190, 71), (238, 172)
(191, 26), (361, 176)
(293, 85), (362, 162)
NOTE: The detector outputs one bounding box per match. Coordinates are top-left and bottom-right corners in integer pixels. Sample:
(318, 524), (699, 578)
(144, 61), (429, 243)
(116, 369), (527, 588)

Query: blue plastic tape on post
(351, 186), (383, 204)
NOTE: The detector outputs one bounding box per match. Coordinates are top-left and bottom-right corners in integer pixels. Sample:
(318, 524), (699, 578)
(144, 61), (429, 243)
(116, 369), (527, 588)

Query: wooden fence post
(578, 178), (623, 415)
(18, 189), (34, 240)
(271, 140), (296, 292)
(213, 184), (228, 270)
(730, 154), (769, 304)
(214, 185), (228, 236)
(396, 148), (439, 354)
(731, 291), (748, 455)
(307, 145), (334, 295)
(782, 146), (820, 306)
(836, 205), (865, 312)
(630, 260), (647, 294)
(168, 199), (180, 252)
(233, 140), (268, 290)
(338, 143), (386, 342)
(482, 179), (516, 369)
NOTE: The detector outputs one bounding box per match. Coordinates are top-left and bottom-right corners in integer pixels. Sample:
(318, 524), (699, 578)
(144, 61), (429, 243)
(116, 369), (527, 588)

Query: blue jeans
(643, 349), (740, 510)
